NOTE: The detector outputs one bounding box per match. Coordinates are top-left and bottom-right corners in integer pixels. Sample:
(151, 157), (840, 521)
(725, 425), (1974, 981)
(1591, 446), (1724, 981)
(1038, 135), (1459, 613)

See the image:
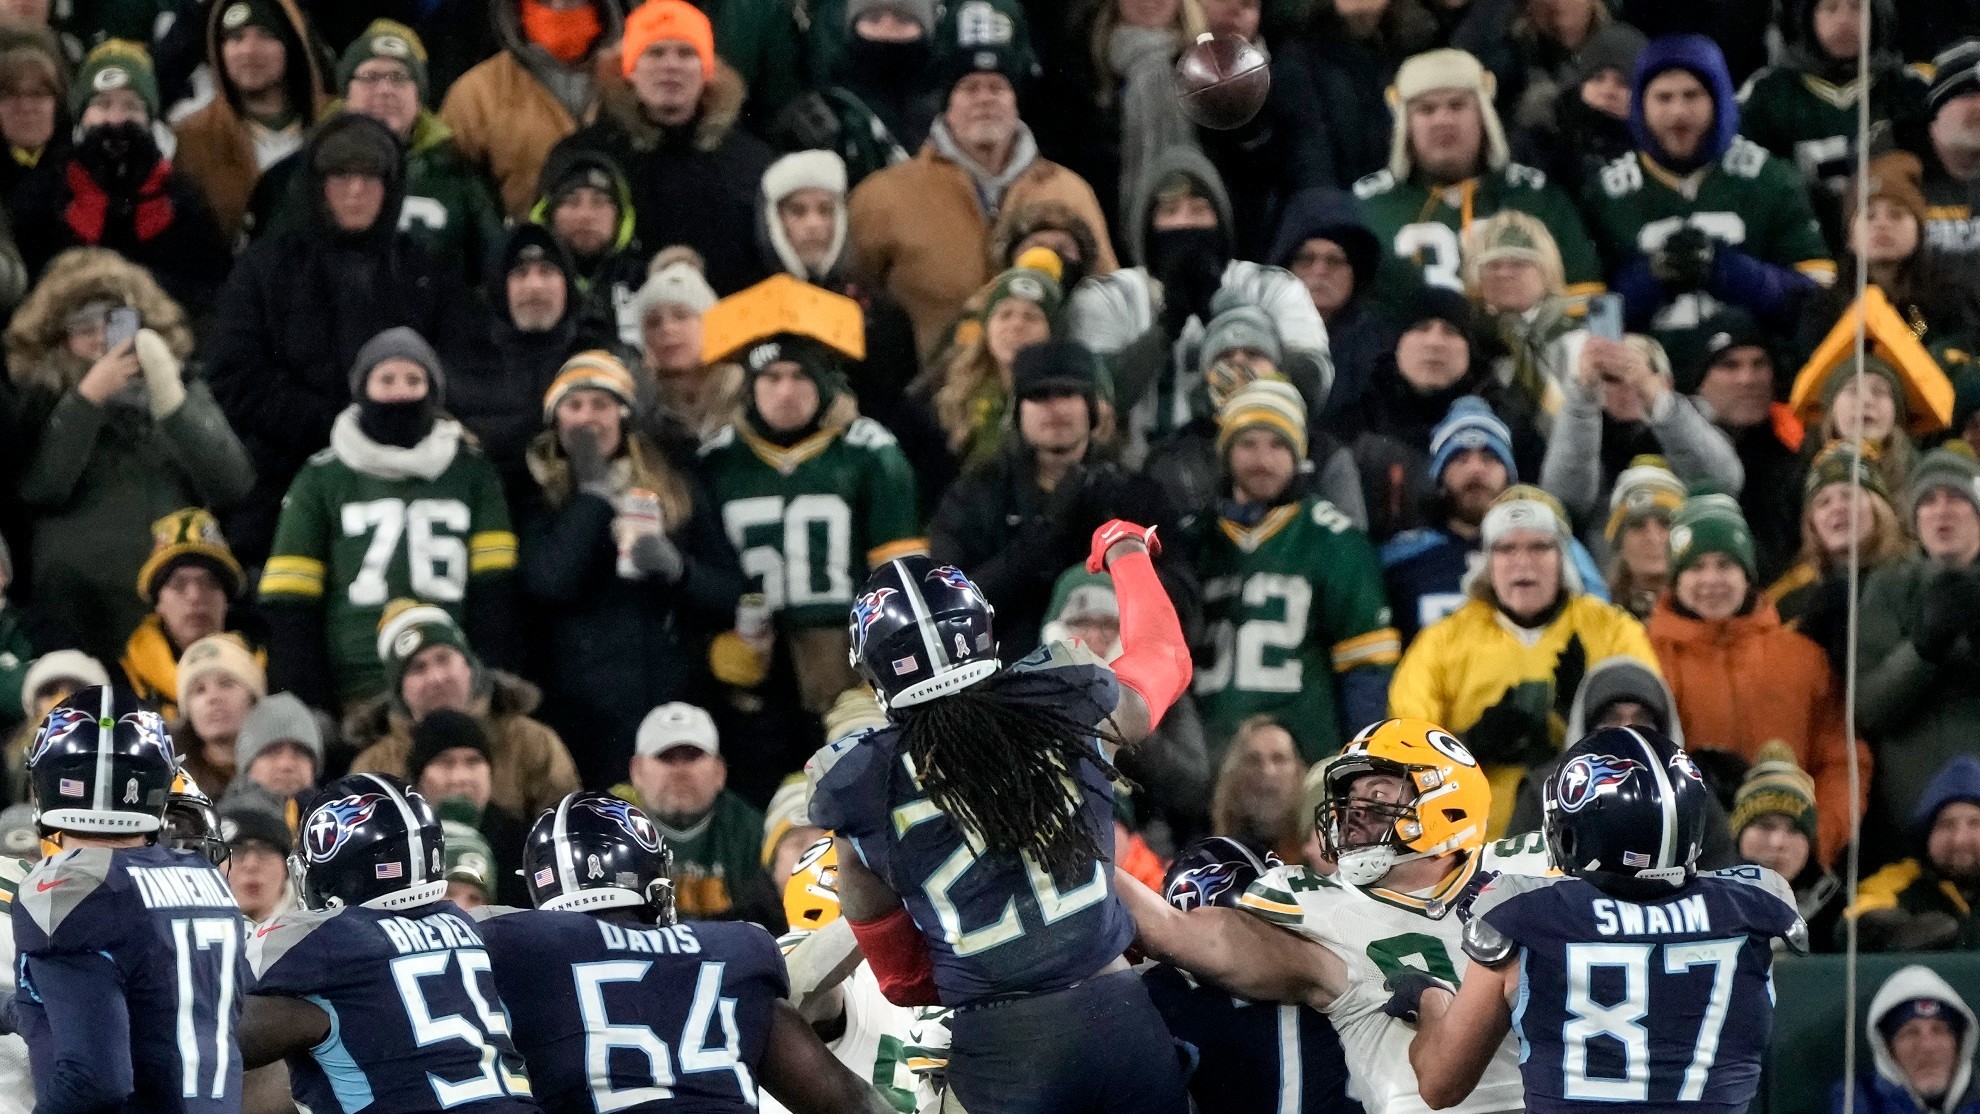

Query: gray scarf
(929, 118), (1038, 223)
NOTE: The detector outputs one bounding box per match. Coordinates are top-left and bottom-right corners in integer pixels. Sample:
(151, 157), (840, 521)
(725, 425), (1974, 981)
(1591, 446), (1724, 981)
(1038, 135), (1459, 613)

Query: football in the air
(1174, 32), (1270, 130)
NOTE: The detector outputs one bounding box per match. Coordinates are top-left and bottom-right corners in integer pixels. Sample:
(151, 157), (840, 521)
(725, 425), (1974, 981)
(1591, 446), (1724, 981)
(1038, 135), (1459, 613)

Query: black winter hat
(219, 801), (293, 856)
(1011, 339), (1100, 400)
(311, 112), (402, 183)
(406, 709), (492, 785)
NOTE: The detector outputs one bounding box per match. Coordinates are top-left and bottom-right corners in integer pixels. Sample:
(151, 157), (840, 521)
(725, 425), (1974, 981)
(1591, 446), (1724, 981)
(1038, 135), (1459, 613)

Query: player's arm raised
(1405, 959), (1516, 1109)
(239, 993), (332, 1070)
(758, 999), (901, 1114)
(1087, 520), (1191, 751)
(1115, 868), (1345, 1012)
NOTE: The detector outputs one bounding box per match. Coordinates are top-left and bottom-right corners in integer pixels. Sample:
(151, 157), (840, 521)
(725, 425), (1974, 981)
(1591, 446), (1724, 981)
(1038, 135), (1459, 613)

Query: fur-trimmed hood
(595, 58), (749, 155)
(5, 247), (193, 395)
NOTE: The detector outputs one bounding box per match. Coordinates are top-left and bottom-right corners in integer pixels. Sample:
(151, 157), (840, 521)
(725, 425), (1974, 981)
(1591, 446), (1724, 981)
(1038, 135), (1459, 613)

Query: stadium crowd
(0, 0), (1976, 1069)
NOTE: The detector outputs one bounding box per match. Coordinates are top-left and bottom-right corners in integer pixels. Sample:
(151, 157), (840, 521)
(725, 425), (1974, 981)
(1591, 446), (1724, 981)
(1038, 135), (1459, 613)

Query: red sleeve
(1107, 549), (1191, 727)
(847, 907), (942, 1007)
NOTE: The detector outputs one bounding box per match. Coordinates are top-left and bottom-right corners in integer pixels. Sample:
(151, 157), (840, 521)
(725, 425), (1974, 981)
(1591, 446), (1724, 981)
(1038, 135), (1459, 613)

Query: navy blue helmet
(28, 685), (176, 836)
(524, 791), (676, 923)
(1163, 836), (1281, 912)
(849, 556), (999, 709)
(1544, 726), (1709, 896)
(298, 773), (446, 911)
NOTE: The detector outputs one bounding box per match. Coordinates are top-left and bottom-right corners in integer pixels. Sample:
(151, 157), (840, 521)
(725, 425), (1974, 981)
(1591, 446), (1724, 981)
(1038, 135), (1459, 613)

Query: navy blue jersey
(1471, 867), (1803, 1114)
(12, 843), (249, 1114)
(474, 907), (786, 1114)
(1143, 965), (1364, 1114)
(808, 643), (1136, 1006)
(1380, 527), (1475, 643)
(248, 899), (537, 1113)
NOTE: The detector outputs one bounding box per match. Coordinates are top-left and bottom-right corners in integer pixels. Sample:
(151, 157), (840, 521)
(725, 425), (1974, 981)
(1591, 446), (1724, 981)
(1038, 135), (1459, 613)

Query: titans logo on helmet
(1556, 754), (1644, 813)
(926, 565), (985, 605)
(305, 793), (384, 862)
(1167, 861), (1255, 912)
(849, 586), (898, 655)
(1669, 748), (1704, 784)
(126, 711), (174, 761)
(576, 796), (662, 852)
(26, 707), (95, 765)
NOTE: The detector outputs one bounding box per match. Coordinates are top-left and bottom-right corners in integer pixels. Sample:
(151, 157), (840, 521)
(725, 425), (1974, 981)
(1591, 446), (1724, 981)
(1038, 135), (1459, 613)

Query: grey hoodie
(1867, 965), (1979, 1113)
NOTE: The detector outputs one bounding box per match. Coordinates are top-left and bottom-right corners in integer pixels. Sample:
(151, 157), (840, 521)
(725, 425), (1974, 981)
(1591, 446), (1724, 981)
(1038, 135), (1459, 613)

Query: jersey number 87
(1560, 938), (1743, 1102)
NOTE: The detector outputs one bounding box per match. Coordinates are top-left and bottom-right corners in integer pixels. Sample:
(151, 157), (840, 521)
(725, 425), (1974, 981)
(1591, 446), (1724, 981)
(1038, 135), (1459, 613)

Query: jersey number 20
(1562, 938), (1743, 1102)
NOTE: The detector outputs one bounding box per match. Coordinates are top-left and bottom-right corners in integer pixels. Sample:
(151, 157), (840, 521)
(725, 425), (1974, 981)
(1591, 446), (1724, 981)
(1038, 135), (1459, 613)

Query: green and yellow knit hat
(1729, 740), (1817, 842)
(1604, 455), (1686, 545)
(376, 599), (478, 701)
(1804, 440), (1890, 505)
(136, 508), (244, 603)
(1216, 378), (1308, 460)
(337, 19), (429, 103)
(983, 246), (1065, 324)
(1669, 489), (1756, 579)
(71, 39), (157, 120)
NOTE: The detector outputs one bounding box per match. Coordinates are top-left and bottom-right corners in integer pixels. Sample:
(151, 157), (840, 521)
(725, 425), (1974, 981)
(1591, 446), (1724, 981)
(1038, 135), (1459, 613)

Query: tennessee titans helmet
(1163, 836), (1281, 912)
(1544, 726), (1709, 896)
(523, 791), (676, 922)
(28, 686), (176, 836)
(849, 556), (999, 709)
(164, 767), (228, 866)
(298, 773), (446, 911)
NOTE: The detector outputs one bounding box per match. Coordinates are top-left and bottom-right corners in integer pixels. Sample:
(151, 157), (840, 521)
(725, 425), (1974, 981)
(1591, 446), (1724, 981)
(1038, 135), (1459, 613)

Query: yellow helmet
(1317, 718), (1490, 886)
(782, 836), (841, 932)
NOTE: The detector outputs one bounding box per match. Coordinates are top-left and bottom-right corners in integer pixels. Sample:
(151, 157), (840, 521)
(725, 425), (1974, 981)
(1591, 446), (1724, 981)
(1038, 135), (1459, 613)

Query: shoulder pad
(1701, 864), (1807, 951)
(468, 904), (527, 923)
(1352, 170), (1395, 200)
(247, 906), (343, 978)
(1022, 639), (1108, 673)
(1463, 915), (1517, 966)
(843, 417), (899, 449)
(1381, 528), (1444, 567)
(803, 729), (893, 833)
(20, 847), (115, 938)
(699, 425), (737, 456)
(1467, 871), (1568, 925)
(1237, 864), (1331, 927)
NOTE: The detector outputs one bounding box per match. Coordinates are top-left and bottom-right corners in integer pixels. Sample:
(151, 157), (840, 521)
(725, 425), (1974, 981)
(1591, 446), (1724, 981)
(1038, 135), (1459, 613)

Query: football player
(1401, 726), (1804, 1111)
(12, 686), (250, 1112)
(473, 791), (894, 1113)
(807, 520), (1194, 1114)
(240, 773), (538, 1113)
(1116, 718), (1538, 1114)
(770, 836), (935, 1113)
(1140, 836), (1363, 1114)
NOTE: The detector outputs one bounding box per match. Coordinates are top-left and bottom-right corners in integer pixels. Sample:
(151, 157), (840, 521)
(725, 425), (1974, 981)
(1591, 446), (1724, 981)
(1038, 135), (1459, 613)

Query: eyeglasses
(349, 70), (414, 89)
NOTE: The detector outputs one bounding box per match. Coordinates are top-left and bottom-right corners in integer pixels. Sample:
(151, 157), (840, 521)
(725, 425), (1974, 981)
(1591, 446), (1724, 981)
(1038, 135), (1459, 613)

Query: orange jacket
(1647, 595), (1868, 864)
(848, 140), (1117, 357)
(440, 50), (606, 218)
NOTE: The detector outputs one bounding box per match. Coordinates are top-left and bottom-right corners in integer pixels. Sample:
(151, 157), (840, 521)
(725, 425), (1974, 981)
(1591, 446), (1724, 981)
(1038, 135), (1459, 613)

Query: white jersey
(762, 961), (930, 1114)
(0, 857), (33, 1114)
(1235, 834), (1551, 1114)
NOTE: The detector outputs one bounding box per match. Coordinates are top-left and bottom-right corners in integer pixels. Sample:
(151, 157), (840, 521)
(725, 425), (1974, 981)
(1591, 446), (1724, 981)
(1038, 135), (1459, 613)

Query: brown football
(1175, 32), (1270, 130)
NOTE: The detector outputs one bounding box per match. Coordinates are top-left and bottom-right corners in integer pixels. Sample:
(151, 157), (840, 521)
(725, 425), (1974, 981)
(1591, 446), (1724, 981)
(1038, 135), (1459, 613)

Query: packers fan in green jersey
(1736, 0), (1930, 244)
(701, 332), (925, 710)
(1586, 34), (1834, 337)
(260, 327), (517, 711)
(1354, 48), (1605, 313)
(1194, 379), (1399, 762)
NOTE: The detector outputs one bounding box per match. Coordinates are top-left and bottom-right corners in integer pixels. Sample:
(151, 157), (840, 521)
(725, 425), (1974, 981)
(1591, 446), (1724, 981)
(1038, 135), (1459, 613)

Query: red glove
(847, 906), (942, 1006)
(1087, 520), (1162, 573)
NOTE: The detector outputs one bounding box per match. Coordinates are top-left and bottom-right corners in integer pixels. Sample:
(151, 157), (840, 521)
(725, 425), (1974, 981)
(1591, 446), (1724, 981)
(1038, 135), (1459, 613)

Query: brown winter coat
(346, 669), (581, 819)
(1647, 595), (1869, 865)
(172, 0), (329, 243)
(439, 0), (625, 218)
(848, 140), (1118, 357)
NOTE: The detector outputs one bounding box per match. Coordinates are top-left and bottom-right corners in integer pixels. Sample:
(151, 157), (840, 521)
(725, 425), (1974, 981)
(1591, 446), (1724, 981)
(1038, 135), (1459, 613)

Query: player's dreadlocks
(895, 669), (1123, 887)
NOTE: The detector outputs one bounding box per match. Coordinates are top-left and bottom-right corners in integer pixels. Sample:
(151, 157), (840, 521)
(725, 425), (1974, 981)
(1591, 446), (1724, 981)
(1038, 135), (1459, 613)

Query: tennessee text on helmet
(1543, 725), (1707, 894)
(849, 556), (999, 709)
(1318, 718), (1489, 888)
(28, 685), (176, 836)
(298, 773), (447, 911)
(524, 791), (676, 922)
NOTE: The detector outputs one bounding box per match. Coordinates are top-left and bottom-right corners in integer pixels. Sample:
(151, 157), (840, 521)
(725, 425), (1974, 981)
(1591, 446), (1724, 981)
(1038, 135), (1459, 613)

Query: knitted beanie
(176, 633), (266, 712)
(1605, 456), (1686, 545)
(634, 246), (718, 319)
(1429, 396), (1516, 484)
(1669, 491), (1757, 579)
(1217, 378), (1308, 460)
(1729, 740), (1818, 842)
(542, 350), (638, 422)
(1908, 440), (1980, 519)
(337, 19), (430, 103)
(71, 39), (158, 120)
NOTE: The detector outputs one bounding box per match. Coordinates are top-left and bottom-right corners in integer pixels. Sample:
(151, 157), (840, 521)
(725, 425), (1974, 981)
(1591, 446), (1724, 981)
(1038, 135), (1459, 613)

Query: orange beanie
(622, 0), (715, 82)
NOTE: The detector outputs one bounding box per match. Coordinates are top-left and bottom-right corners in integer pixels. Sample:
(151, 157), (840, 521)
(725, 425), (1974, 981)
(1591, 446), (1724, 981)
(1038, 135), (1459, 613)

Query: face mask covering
(520, 0), (603, 65)
(847, 35), (929, 84)
(75, 120), (159, 189)
(357, 397), (434, 448)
